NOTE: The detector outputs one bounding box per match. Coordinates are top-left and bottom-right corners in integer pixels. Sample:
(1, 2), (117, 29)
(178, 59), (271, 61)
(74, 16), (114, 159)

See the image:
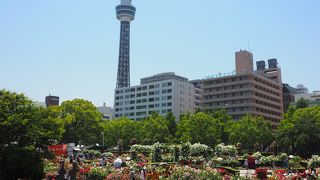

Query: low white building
(114, 72), (196, 121)
(295, 91), (320, 102)
(97, 103), (113, 120)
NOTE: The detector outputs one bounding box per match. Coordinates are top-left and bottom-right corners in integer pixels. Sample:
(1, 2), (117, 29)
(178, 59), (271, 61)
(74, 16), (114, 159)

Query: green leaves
(0, 89), (65, 178)
(277, 106), (320, 156)
(176, 112), (223, 146)
(59, 99), (103, 145)
(226, 115), (273, 150)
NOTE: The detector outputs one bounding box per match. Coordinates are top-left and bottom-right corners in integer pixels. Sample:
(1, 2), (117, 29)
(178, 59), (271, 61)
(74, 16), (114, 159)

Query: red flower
(217, 168), (227, 175)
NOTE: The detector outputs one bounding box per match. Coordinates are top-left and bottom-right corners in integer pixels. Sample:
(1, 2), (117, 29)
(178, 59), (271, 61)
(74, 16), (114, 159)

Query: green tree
(277, 106), (320, 156)
(210, 110), (233, 143)
(165, 112), (177, 139)
(176, 112), (222, 146)
(139, 113), (170, 144)
(102, 117), (139, 150)
(0, 90), (64, 179)
(226, 115), (273, 150)
(60, 99), (103, 145)
(295, 98), (309, 109)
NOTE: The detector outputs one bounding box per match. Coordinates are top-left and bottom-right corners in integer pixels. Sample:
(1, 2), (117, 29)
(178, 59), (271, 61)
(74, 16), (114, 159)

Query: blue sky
(0, 0), (319, 107)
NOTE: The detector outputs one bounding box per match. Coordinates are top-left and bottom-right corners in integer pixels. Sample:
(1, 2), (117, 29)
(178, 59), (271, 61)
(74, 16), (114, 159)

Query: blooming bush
(86, 166), (112, 180)
(252, 152), (262, 160)
(308, 155), (320, 168)
(151, 142), (162, 162)
(259, 156), (273, 166)
(130, 144), (153, 154)
(275, 153), (288, 162)
(190, 143), (209, 156)
(180, 142), (191, 162)
(43, 160), (58, 178)
(170, 166), (222, 180)
(255, 168), (268, 179)
(215, 144), (237, 157)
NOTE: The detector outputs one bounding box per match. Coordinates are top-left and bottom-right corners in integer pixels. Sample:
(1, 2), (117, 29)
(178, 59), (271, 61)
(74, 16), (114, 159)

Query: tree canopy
(277, 106), (320, 156)
(226, 115), (273, 150)
(176, 112), (223, 146)
(0, 89), (65, 179)
(59, 99), (104, 145)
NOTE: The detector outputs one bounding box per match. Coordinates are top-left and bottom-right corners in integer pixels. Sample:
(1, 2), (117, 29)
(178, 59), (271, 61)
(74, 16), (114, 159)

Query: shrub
(190, 143), (209, 156)
(151, 142), (162, 162)
(308, 155), (320, 168)
(86, 167), (111, 180)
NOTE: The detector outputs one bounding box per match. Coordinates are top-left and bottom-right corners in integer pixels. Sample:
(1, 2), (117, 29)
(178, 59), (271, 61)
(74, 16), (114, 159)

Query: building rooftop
(140, 72), (188, 84)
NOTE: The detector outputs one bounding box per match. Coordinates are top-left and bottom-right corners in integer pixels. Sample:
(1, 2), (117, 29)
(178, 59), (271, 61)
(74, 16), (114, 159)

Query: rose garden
(1, 90), (320, 179)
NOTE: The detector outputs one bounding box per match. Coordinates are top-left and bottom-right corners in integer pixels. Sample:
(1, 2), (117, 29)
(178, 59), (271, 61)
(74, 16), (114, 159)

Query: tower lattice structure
(115, 0), (136, 88)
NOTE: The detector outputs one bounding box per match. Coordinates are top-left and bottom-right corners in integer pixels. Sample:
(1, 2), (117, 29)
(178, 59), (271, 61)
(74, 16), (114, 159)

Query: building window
(142, 86), (147, 90)
(162, 103), (166, 107)
(136, 105), (147, 110)
(155, 84), (160, 88)
(167, 82), (172, 86)
(167, 89), (172, 93)
(136, 112), (147, 116)
(149, 85), (155, 89)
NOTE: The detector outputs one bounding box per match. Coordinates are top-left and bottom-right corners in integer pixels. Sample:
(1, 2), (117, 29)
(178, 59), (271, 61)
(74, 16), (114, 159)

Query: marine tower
(115, 0), (136, 88)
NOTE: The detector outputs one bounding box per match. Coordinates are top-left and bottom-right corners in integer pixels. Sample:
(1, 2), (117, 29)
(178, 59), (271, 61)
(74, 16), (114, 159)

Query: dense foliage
(277, 106), (320, 156)
(0, 90), (65, 179)
(226, 115), (273, 150)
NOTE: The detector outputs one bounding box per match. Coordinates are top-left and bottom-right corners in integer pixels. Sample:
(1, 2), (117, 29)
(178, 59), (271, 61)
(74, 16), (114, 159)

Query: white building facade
(114, 72), (196, 121)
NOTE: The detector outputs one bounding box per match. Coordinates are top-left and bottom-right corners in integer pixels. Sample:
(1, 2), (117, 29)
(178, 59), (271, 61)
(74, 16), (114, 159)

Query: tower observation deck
(116, 0), (136, 88)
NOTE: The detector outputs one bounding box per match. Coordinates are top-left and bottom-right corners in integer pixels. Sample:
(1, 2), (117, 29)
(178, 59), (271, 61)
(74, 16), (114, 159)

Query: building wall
(114, 74), (195, 121)
(195, 72), (283, 127)
(235, 50), (253, 75)
(282, 84), (297, 112)
(97, 103), (113, 120)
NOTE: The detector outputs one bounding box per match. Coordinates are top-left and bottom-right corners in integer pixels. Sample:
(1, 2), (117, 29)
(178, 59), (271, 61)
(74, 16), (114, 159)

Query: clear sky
(1, 0), (319, 107)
